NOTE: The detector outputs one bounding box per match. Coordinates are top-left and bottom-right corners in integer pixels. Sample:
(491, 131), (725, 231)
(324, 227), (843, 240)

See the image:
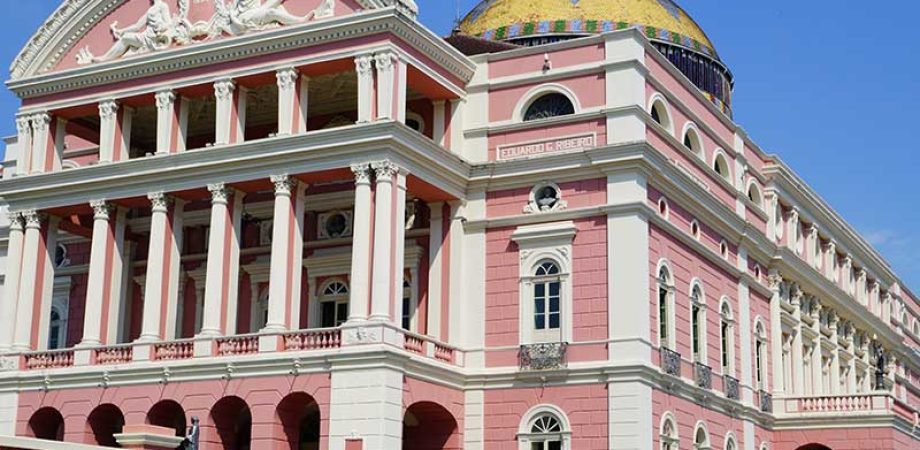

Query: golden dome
(459, 0), (717, 58)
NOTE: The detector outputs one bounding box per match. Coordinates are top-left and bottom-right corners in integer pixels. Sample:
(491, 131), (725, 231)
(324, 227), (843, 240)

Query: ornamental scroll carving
(76, 0), (337, 65)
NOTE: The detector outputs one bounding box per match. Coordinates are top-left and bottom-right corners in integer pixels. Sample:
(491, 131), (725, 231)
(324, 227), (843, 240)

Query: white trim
(516, 404), (572, 450)
(514, 83), (581, 123)
(719, 296), (735, 376)
(746, 179), (764, 210)
(723, 432), (738, 450)
(524, 181), (568, 214)
(659, 411), (679, 450)
(693, 421), (711, 450)
(681, 121), (705, 159)
(647, 92), (674, 136)
(690, 280), (708, 363)
(405, 110), (426, 135)
(712, 149), (732, 183)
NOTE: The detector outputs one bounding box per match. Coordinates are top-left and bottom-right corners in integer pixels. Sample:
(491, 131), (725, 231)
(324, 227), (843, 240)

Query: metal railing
(694, 362), (713, 389)
(660, 347), (681, 376)
(519, 342), (568, 371)
(760, 390), (773, 413)
(723, 375), (740, 400)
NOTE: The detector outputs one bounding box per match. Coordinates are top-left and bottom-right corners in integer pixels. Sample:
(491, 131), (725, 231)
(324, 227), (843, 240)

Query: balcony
(660, 347), (681, 376)
(723, 375), (740, 400)
(518, 342), (568, 371)
(774, 393), (918, 423)
(694, 362), (713, 390)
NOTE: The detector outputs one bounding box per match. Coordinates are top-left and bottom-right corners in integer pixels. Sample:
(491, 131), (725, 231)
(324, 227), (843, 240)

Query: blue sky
(2, 1), (919, 290)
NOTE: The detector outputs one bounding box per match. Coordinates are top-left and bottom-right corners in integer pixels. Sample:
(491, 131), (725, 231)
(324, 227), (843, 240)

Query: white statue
(213, 0), (333, 36)
(78, 0), (195, 64)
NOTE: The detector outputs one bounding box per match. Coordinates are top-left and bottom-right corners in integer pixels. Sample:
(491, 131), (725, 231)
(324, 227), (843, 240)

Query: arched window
(518, 407), (570, 450)
(682, 125), (703, 158)
(693, 424), (711, 450)
(660, 413), (679, 450)
(720, 300), (734, 375)
(524, 93), (575, 122)
(48, 307), (65, 350)
(533, 261), (562, 342)
(691, 284), (706, 363)
(747, 182), (763, 208)
(319, 280), (349, 328)
(649, 97), (672, 132)
(713, 152), (731, 181)
(725, 434), (737, 450)
(658, 265), (674, 349)
(755, 320), (767, 390)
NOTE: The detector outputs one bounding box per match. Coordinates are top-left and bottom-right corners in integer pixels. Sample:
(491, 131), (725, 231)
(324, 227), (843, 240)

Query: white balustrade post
(348, 164), (373, 322)
(0, 213), (25, 352)
(370, 161), (396, 321)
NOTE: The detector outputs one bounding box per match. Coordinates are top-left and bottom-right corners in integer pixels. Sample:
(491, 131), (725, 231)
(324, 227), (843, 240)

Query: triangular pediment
(10, 0), (418, 79)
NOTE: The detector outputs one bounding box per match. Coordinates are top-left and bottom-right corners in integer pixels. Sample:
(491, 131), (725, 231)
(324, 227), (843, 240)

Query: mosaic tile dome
(458, 0), (733, 114)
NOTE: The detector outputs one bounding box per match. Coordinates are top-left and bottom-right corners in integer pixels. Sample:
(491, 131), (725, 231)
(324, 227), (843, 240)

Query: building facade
(0, 0), (917, 449)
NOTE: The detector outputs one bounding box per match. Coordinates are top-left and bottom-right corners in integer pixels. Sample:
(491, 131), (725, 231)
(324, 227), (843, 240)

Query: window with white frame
(660, 414), (679, 450)
(658, 265), (675, 349)
(319, 280), (349, 328)
(47, 280), (72, 350)
(523, 93), (575, 122)
(401, 276), (415, 331)
(517, 406), (571, 450)
(724, 434), (737, 450)
(48, 307), (66, 350)
(720, 299), (734, 375)
(254, 288), (269, 331)
(693, 424), (711, 450)
(512, 222), (576, 345)
(691, 284), (706, 363)
(755, 320), (767, 390)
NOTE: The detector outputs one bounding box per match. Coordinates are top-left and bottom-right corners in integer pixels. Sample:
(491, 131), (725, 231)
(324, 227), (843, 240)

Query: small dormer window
(524, 93), (575, 122)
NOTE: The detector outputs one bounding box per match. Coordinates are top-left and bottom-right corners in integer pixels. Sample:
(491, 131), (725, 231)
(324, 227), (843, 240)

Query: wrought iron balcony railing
(723, 375), (740, 400)
(519, 342), (568, 371)
(760, 390), (773, 413)
(694, 362), (713, 390)
(660, 347), (681, 376)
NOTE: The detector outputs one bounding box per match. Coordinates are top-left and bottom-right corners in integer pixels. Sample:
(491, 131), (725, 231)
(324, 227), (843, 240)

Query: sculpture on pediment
(211, 0), (335, 37)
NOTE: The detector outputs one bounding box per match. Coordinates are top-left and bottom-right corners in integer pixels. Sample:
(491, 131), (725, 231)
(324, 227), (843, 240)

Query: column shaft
(426, 202), (444, 338)
(200, 184), (243, 336)
(15, 115), (32, 176)
(276, 68), (309, 135)
(215, 79), (246, 145)
(13, 212), (58, 351)
(155, 90), (183, 154)
(391, 170), (408, 323)
(348, 165), (373, 321)
(29, 113), (64, 174)
(138, 193), (183, 342)
(264, 175), (304, 331)
(0, 214), (25, 351)
(80, 201), (116, 347)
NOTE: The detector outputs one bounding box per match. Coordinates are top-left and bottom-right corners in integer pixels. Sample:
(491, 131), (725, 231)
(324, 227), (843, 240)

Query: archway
(147, 400), (187, 437)
(87, 404), (125, 447)
(211, 396), (252, 450)
(796, 445), (832, 450)
(402, 402), (459, 450)
(276, 392), (321, 450)
(27, 407), (64, 441)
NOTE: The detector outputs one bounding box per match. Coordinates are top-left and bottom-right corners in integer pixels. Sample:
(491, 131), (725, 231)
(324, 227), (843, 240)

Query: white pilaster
(98, 100), (119, 163)
(392, 170), (408, 327)
(348, 164), (373, 321)
(426, 202), (444, 339)
(276, 67), (309, 135)
(327, 367), (404, 450)
(200, 183), (242, 336)
(155, 90), (178, 154)
(374, 52), (397, 121)
(214, 79), (236, 145)
(0, 214), (24, 352)
(355, 55), (374, 123)
(604, 32), (647, 145)
(463, 390), (485, 450)
(14, 115), (32, 176)
(370, 161), (396, 321)
(138, 192), (183, 342)
(447, 201), (464, 344)
(13, 211), (57, 352)
(29, 113), (52, 174)
(79, 200), (115, 347)
(608, 381), (653, 450)
(432, 100), (446, 146)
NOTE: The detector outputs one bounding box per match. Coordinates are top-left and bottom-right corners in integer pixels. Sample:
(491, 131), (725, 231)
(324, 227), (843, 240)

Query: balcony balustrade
(774, 393), (920, 422)
(93, 344), (134, 365)
(694, 362), (713, 390)
(723, 375), (740, 400)
(23, 349), (75, 370)
(660, 347), (681, 376)
(519, 342), (568, 371)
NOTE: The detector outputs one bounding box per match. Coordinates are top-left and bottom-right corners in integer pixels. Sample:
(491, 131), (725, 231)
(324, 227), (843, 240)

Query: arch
(517, 404), (571, 450)
(403, 401), (460, 450)
(61, 159), (81, 170)
(276, 392), (321, 450)
(657, 197), (670, 219)
(87, 404), (125, 447)
(659, 411), (679, 450)
(692, 421), (711, 450)
(405, 111), (427, 134)
(681, 122), (704, 158)
(648, 93), (674, 134)
(28, 407), (64, 441)
(690, 219), (701, 240)
(795, 445), (832, 450)
(515, 84), (581, 123)
(147, 400), (187, 437)
(210, 396), (252, 450)
(712, 150), (732, 182)
(723, 432), (738, 450)
(747, 180), (764, 209)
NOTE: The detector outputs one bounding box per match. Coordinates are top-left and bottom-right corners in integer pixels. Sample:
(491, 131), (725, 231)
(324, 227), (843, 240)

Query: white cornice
(8, 8), (473, 99)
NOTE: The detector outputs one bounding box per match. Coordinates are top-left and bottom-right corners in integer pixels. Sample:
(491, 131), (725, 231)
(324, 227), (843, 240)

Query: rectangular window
(321, 302), (336, 328)
(755, 341), (764, 388)
(659, 287), (668, 346)
(721, 321), (730, 371)
(402, 294), (411, 330)
(692, 305), (702, 361)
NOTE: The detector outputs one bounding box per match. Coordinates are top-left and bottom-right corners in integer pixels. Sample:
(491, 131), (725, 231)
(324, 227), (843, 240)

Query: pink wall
(486, 178), (606, 219)
(483, 384), (608, 449)
(489, 43), (605, 79)
(489, 74), (605, 123)
(774, 427), (917, 450)
(653, 390), (760, 450)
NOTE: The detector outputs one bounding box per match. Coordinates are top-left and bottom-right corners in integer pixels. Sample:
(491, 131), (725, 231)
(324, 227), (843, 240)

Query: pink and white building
(0, 0), (917, 449)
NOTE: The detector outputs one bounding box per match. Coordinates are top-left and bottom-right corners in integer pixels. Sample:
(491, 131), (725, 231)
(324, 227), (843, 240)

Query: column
(370, 161), (396, 321)
(214, 79), (246, 145)
(448, 99), (463, 152)
(374, 52), (406, 122)
(791, 292), (805, 394)
(79, 201), (122, 347)
(138, 192), (184, 342)
(155, 90), (186, 154)
(15, 115), (32, 176)
(426, 202), (444, 338)
(432, 100), (446, 146)
(99, 100), (132, 163)
(276, 67), (309, 135)
(824, 241), (837, 280)
(199, 184), (243, 336)
(355, 55), (374, 123)
(768, 272), (785, 394)
(0, 214), (25, 351)
(391, 170), (408, 325)
(447, 201), (464, 343)
(830, 317), (841, 394)
(785, 208), (799, 252)
(807, 225), (819, 267)
(263, 175), (305, 332)
(348, 164), (373, 321)
(29, 113), (65, 174)
(13, 211), (58, 351)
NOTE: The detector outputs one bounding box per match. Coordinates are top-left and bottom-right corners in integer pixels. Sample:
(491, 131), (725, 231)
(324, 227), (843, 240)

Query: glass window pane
(535, 283), (545, 298)
(549, 313), (560, 329)
(549, 297), (559, 313)
(336, 302), (348, 326)
(535, 314), (545, 330)
(549, 282), (560, 297)
(548, 441), (562, 450)
(535, 298), (546, 314)
(531, 443), (543, 450)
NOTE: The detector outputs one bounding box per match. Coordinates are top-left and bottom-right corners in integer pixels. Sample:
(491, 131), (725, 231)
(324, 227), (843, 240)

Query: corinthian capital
(6, 212), (25, 230)
(354, 55), (373, 77)
(351, 163), (371, 185)
(15, 115), (31, 135)
(374, 52), (397, 72)
(208, 183), (230, 204)
(214, 79), (236, 101)
(30, 113), (51, 132)
(155, 90), (176, 110)
(90, 200), (113, 221)
(276, 68), (299, 91)
(148, 191), (173, 212)
(99, 100), (119, 121)
(21, 210), (46, 229)
(270, 175), (295, 196)
(371, 160), (398, 181)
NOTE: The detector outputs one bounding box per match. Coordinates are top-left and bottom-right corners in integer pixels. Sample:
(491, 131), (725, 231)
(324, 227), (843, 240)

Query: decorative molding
(89, 199), (112, 220)
(154, 90), (176, 110)
(371, 160), (398, 180)
(270, 174), (294, 196)
(350, 163), (372, 185)
(213, 79), (236, 102)
(98, 100), (119, 121)
(207, 183), (230, 204)
(147, 191), (173, 212)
